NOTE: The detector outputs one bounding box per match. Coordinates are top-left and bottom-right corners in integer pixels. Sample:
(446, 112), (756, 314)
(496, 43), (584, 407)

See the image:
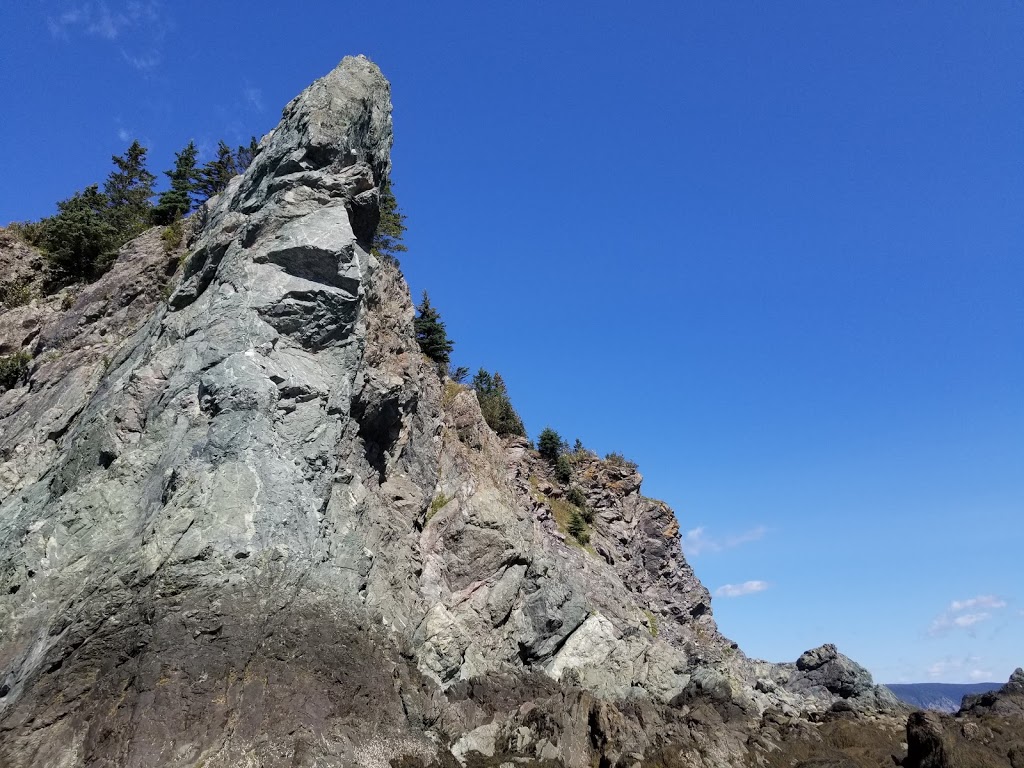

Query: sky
(1, 1), (1021, 685)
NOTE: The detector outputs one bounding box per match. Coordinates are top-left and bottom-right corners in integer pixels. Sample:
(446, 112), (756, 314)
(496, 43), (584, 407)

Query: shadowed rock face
(0, 56), (923, 767)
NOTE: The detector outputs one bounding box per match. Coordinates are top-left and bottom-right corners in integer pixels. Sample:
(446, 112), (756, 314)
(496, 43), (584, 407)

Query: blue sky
(2, 2), (1021, 685)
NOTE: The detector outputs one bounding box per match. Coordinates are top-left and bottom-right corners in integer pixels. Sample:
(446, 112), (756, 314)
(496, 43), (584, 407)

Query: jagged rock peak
(233, 56), (392, 223)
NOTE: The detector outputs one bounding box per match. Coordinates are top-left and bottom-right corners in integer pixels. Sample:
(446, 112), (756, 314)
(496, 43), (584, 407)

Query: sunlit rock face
(0, 56), (917, 768)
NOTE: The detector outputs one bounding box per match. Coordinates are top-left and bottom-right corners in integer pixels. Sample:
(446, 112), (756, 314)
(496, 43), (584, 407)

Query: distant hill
(885, 682), (1002, 712)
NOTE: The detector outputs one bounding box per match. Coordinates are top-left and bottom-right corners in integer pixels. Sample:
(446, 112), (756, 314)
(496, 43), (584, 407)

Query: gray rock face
(959, 666), (1024, 719)
(0, 56), (912, 767)
(792, 643), (874, 699)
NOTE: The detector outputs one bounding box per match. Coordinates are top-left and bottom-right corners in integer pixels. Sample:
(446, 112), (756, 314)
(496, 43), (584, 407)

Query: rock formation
(902, 669), (1024, 768)
(0, 55), (1011, 767)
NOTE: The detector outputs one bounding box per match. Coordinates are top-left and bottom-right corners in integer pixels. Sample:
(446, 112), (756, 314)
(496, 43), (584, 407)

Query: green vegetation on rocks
(555, 453), (572, 484)
(0, 278), (33, 309)
(41, 184), (120, 284)
(152, 141), (199, 225)
(194, 140), (238, 203)
(372, 180), (407, 264)
(0, 351), (31, 391)
(537, 427), (562, 464)
(104, 141), (157, 242)
(472, 369), (525, 436)
(413, 291), (454, 369)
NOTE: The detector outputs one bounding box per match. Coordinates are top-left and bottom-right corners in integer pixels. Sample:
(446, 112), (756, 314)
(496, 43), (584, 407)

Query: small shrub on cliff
(605, 451), (639, 471)
(554, 453), (572, 484)
(0, 279), (33, 309)
(644, 610), (659, 637)
(566, 486), (587, 508)
(472, 369), (526, 437)
(448, 365), (469, 384)
(6, 220), (46, 247)
(195, 141), (238, 203)
(41, 185), (120, 284)
(372, 180), (407, 264)
(567, 511), (590, 545)
(152, 141), (199, 225)
(413, 291), (454, 369)
(537, 427), (562, 465)
(235, 137), (260, 172)
(161, 220), (184, 254)
(0, 351), (32, 391)
(427, 493), (451, 521)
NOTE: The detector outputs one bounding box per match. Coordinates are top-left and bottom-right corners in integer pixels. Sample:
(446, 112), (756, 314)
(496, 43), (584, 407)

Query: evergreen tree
(555, 454), (572, 484)
(414, 291), (454, 368)
(235, 137), (260, 172)
(372, 180), (407, 262)
(472, 369), (526, 437)
(42, 185), (119, 283)
(195, 141), (238, 203)
(152, 141), (199, 225)
(567, 511), (589, 544)
(104, 140), (155, 240)
(537, 427), (562, 465)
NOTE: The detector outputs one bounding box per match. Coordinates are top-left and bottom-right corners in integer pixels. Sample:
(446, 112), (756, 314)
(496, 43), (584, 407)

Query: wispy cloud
(930, 595), (1008, 636)
(121, 49), (160, 71)
(715, 580), (769, 598)
(950, 596), (1006, 612)
(48, 2), (128, 40)
(47, 7), (84, 39)
(47, 1), (172, 71)
(90, 2), (124, 39)
(682, 525), (766, 557)
(242, 86), (265, 112)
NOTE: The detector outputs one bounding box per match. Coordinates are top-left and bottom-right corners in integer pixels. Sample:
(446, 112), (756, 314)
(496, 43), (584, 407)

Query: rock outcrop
(0, 55), (937, 768)
(902, 669), (1024, 768)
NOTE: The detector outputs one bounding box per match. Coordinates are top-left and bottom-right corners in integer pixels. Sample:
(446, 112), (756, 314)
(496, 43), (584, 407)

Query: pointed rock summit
(0, 57), (933, 767)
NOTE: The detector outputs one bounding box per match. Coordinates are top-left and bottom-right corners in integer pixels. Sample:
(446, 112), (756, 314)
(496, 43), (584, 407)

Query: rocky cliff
(0, 56), (993, 768)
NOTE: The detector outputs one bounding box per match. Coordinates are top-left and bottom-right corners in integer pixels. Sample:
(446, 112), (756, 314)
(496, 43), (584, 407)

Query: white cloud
(683, 525), (766, 557)
(950, 596), (1006, 612)
(117, 127), (131, 142)
(929, 594), (1008, 636)
(715, 580), (769, 598)
(968, 668), (994, 682)
(953, 612), (991, 628)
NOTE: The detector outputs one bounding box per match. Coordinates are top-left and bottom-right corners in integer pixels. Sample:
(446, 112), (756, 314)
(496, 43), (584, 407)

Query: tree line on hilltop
(8, 137), (260, 288)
